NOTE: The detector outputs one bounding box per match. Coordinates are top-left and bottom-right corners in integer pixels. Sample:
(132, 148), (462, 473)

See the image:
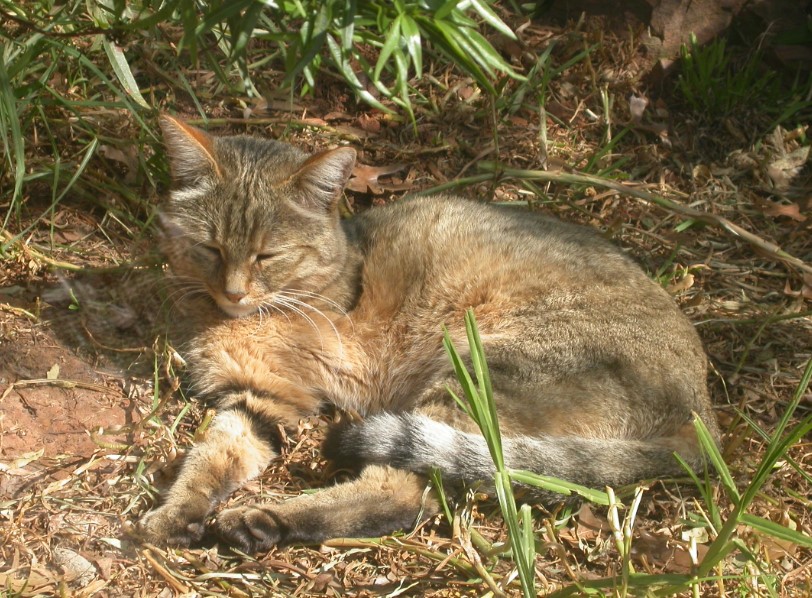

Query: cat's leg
(214, 465), (436, 553)
(137, 388), (316, 546)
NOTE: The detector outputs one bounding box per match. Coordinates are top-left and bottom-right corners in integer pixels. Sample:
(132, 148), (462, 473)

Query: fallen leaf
(783, 274), (812, 300)
(667, 272), (695, 294)
(46, 364), (60, 380)
(52, 547), (96, 587)
(0, 448), (44, 471)
(629, 95), (648, 123)
(757, 199), (807, 222)
(571, 503), (610, 542)
(93, 556), (114, 581)
(357, 113), (381, 134)
(681, 526), (709, 544)
(768, 146), (810, 190)
(347, 163), (407, 194)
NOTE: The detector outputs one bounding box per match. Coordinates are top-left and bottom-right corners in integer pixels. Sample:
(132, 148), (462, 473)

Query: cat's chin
(216, 300), (260, 319)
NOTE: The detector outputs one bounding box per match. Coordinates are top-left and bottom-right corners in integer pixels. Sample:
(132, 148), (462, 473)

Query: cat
(136, 114), (720, 552)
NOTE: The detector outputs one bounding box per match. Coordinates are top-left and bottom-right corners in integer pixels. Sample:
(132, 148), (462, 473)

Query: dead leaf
(0, 448), (44, 472)
(783, 274), (812, 300)
(573, 503), (610, 541)
(347, 163), (407, 194)
(759, 200), (807, 222)
(55, 228), (91, 243)
(667, 272), (695, 294)
(53, 547), (96, 587)
(357, 113), (381, 134)
(99, 144), (139, 184)
(46, 364), (60, 380)
(670, 541), (709, 573)
(768, 146), (810, 190)
(93, 556), (114, 581)
(629, 95), (648, 123)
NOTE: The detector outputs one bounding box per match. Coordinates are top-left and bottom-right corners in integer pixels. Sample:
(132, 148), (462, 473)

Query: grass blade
(374, 15), (402, 82)
(0, 58), (24, 229)
(692, 414), (739, 502)
(467, 0), (516, 39)
(400, 14), (422, 77)
(740, 513), (812, 548)
(508, 469), (611, 505)
(102, 37), (151, 109)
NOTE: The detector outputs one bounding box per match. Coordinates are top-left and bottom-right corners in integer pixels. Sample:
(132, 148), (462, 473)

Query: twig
(477, 162), (812, 276)
(1, 378), (110, 402)
(322, 537), (478, 576)
(0, 303), (38, 321)
(141, 548), (192, 594)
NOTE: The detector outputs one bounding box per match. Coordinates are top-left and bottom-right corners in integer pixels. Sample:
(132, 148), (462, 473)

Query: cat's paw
(214, 506), (284, 554)
(135, 505), (207, 547)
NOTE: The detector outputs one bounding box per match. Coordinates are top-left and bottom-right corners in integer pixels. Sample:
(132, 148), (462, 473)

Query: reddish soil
(0, 319), (134, 460)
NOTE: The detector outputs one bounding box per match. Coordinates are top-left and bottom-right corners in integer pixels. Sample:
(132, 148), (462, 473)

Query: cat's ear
(160, 114), (221, 185)
(292, 147), (356, 209)
(155, 210), (186, 239)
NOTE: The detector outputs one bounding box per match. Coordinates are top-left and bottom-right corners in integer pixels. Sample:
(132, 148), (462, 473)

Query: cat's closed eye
(255, 253), (278, 262)
(200, 244), (222, 259)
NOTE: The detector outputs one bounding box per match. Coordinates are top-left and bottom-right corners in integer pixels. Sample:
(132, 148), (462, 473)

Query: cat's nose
(224, 290), (246, 303)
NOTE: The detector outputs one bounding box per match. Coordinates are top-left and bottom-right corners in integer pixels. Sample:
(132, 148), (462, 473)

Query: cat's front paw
(136, 505), (207, 547)
(214, 506), (285, 554)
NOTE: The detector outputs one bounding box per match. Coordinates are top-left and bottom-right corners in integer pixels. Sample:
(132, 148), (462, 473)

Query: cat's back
(352, 194), (656, 297)
(350, 194), (704, 377)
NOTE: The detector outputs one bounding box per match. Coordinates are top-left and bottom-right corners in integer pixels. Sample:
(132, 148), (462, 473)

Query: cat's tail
(323, 413), (702, 501)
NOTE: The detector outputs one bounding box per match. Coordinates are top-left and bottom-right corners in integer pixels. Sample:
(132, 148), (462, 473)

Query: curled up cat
(135, 115), (720, 552)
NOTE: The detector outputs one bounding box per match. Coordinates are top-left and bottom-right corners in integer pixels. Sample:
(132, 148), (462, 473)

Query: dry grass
(1, 8), (811, 597)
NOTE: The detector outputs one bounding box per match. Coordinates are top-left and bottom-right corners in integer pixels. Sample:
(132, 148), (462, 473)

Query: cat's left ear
(160, 114), (222, 185)
(293, 147), (356, 209)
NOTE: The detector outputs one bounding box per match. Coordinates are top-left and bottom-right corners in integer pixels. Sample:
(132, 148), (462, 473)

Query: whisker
(277, 289), (352, 320)
(275, 295), (345, 359)
(272, 297), (324, 351)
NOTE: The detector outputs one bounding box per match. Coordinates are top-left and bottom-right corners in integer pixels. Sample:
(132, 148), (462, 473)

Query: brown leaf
(347, 163), (407, 194)
(629, 95), (648, 123)
(100, 144), (139, 184)
(783, 274), (812, 300)
(758, 199), (807, 222)
(93, 556), (114, 580)
(667, 272), (695, 294)
(357, 113), (381, 134)
(573, 503), (610, 541)
(768, 146), (810, 190)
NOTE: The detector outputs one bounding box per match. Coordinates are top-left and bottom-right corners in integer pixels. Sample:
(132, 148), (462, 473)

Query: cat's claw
(214, 506), (284, 554)
(136, 505), (207, 547)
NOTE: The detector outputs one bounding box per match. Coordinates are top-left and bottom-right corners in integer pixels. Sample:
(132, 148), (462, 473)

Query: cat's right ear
(160, 114), (221, 185)
(292, 147), (356, 210)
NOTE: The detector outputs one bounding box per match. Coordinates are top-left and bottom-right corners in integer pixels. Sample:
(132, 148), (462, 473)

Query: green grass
(444, 309), (812, 597)
(677, 33), (810, 129)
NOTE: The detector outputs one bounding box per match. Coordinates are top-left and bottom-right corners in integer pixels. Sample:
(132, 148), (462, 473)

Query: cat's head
(158, 115), (356, 318)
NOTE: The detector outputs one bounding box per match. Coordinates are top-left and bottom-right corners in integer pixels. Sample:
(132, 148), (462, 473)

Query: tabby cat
(136, 115), (720, 552)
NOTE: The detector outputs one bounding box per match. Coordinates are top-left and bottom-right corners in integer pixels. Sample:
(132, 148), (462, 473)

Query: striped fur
(135, 116), (720, 551)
